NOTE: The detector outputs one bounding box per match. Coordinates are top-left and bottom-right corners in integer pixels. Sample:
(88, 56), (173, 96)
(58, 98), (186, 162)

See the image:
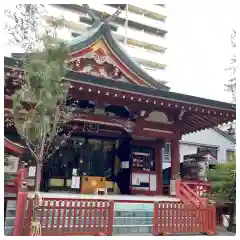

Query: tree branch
(21, 135), (39, 162)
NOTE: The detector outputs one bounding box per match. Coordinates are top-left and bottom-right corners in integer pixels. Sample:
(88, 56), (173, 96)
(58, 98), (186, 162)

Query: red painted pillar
(171, 138), (181, 178)
(155, 144), (163, 195)
(18, 167), (27, 191)
(170, 138), (181, 196)
(13, 183), (28, 236)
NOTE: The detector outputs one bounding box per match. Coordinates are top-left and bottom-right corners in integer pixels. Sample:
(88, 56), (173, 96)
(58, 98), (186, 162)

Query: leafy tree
(207, 156), (236, 232)
(9, 35), (73, 192)
(4, 5), (74, 236)
(4, 4), (72, 193)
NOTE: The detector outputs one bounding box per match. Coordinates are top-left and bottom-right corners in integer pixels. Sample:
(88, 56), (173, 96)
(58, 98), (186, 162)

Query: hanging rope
(30, 192), (42, 236)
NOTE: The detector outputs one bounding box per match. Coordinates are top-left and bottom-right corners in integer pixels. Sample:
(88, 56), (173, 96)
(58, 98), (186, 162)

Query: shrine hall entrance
(40, 136), (132, 195)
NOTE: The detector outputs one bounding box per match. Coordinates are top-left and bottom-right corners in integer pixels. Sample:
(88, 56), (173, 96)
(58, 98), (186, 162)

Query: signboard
(71, 168), (80, 189)
(150, 174), (156, 191)
(131, 173), (150, 191)
(170, 179), (176, 196)
(183, 158), (197, 167)
(83, 123), (99, 133)
(71, 176), (80, 189)
(72, 168), (78, 176)
(4, 156), (19, 173)
(28, 166), (36, 177)
(132, 174), (140, 186)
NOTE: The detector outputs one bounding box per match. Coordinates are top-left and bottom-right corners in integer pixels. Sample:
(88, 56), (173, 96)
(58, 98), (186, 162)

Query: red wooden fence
(23, 198), (114, 236)
(183, 180), (211, 197)
(153, 202), (216, 235)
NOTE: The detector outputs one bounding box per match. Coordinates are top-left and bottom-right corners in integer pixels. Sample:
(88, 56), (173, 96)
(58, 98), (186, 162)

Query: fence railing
(23, 198), (114, 236)
(12, 181), (216, 236)
(20, 197), (216, 236)
(153, 202), (216, 235)
(183, 180), (211, 197)
(176, 180), (204, 207)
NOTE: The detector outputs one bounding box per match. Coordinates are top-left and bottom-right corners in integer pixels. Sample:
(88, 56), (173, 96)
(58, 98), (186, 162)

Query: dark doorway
(115, 138), (132, 195)
(41, 136), (117, 192)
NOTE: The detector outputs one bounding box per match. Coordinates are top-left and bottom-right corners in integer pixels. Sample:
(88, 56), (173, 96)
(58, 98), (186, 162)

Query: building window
(226, 150), (235, 162)
(163, 141), (171, 162)
(71, 32), (81, 38)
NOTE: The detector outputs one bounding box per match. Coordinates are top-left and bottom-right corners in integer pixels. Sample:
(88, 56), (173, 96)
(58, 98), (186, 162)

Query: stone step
(5, 217), (198, 228)
(115, 210), (154, 217)
(5, 209), (155, 219)
(113, 225), (152, 234)
(4, 226), (13, 236)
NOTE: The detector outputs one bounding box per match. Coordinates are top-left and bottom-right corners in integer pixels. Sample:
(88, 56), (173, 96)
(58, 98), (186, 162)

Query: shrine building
(4, 15), (236, 197)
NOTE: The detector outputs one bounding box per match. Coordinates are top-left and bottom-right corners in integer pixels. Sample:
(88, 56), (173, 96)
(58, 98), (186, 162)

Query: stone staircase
(113, 208), (154, 235)
(4, 200), (16, 236)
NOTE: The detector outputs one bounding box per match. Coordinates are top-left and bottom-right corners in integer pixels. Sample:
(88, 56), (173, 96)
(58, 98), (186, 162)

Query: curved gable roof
(68, 22), (170, 91)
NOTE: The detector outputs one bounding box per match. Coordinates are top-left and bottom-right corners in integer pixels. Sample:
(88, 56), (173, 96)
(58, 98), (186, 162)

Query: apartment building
(44, 4), (168, 83)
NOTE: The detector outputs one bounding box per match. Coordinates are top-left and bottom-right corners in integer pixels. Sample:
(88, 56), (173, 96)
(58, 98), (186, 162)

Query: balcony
(119, 43), (167, 66)
(115, 26), (167, 49)
(129, 4), (167, 20)
(88, 4), (167, 32)
(46, 5), (167, 48)
(46, 5), (80, 23)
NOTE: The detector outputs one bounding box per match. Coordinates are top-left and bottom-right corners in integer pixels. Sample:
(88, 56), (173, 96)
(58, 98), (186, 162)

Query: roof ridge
(214, 127), (236, 143)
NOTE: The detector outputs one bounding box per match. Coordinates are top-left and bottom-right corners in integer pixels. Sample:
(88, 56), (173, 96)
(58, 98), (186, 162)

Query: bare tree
(225, 29), (236, 104)
(4, 4), (46, 52)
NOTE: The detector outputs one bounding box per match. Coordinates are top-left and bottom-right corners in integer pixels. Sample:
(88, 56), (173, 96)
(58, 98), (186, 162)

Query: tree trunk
(35, 162), (42, 192)
(227, 203), (236, 233)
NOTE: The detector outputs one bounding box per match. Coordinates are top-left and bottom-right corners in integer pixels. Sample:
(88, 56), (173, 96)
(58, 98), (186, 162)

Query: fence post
(13, 183), (28, 236)
(153, 202), (159, 235)
(212, 205), (217, 235)
(107, 200), (114, 236)
(207, 205), (216, 235)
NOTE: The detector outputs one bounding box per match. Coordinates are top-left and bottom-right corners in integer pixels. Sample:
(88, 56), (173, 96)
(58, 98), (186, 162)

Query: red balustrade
(23, 198), (114, 236)
(153, 202), (216, 235)
(176, 180), (211, 208)
(183, 180), (211, 197)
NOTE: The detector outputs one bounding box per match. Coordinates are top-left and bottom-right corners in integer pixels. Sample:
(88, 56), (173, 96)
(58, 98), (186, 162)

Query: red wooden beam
(190, 114), (220, 126)
(4, 137), (25, 154)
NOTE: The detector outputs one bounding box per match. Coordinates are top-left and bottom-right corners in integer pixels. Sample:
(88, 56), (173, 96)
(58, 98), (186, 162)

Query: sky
(3, 1), (238, 103)
(166, 0), (237, 102)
